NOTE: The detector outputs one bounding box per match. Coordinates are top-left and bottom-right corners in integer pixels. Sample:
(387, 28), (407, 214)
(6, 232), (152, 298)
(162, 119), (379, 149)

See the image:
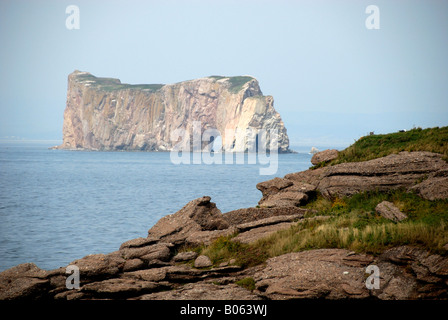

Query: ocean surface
(0, 141), (312, 272)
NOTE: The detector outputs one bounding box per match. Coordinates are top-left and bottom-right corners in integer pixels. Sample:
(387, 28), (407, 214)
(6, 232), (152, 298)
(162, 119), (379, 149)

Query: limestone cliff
(57, 71), (290, 152)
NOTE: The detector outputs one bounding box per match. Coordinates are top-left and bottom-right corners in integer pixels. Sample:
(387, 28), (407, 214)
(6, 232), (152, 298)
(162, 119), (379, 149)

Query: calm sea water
(0, 141), (311, 272)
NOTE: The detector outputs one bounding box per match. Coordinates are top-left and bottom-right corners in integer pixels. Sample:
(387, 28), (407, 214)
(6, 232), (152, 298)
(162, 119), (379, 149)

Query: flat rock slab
(81, 278), (165, 299)
(233, 215), (330, 244)
(258, 191), (308, 208)
(311, 149), (339, 165)
(119, 237), (159, 249)
(173, 251), (199, 262)
(254, 249), (374, 300)
(69, 253), (125, 279)
(233, 222), (296, 244)
(235, 214), (303, 232)
(185, 227), (238, 246)
(120, 242), (173, 261)
(256, 177), (293, 197)
(375, 201), (407, 222)
(223, 207), (307, 225)
(135, 282), (261, 300)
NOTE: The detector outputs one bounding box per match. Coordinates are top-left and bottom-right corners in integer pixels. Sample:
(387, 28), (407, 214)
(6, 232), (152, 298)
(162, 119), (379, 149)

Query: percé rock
(56, 71), (290, 153)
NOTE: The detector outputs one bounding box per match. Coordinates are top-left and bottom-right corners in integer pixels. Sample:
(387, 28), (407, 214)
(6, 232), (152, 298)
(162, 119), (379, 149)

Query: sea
(0, 141), (313, 272)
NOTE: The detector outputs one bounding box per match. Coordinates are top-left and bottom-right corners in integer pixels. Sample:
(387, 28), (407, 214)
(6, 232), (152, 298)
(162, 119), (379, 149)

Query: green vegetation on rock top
(228, 76), (254, 92)
(75, 72), (255, 93)
(75, 73), (164, 92)
(208, 75), (255, 93)
(325, 126), (448, 167)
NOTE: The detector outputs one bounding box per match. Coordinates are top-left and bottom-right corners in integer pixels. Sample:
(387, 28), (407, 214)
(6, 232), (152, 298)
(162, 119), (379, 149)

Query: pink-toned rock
(375, 201), (407, 222)
(311, 149), (339, 165)
(254, 249), (373, 300)
(0, 263), (49, 300)
(194, 255), (213, 268)
(316, 152), (448, 199)
(147, 196), (229, 245)
(409, 168), (448, 200)
(55, 71), (290, 153)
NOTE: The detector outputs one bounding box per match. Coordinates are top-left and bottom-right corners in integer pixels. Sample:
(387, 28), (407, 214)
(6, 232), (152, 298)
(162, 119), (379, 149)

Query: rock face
(283, 151), (448, 201)
(254, 246), (448, 300)
(56, 71), (290, 153)
(409, 168), (448, 200)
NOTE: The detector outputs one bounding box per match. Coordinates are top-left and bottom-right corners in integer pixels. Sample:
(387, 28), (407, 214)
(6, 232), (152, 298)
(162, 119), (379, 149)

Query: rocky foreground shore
(1, 151), (447, 300)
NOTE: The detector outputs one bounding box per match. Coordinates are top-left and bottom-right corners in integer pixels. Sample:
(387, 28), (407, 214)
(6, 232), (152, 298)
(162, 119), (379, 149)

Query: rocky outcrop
(253, 246), (448, 300)
(375, 201), (408, 222)
(255, 177), (316, 208)
(2, 151), (448, 300)
(147, 196), (229, 245)
(409, 168), (448, 200)
(56, 71), (290, 153)
(372, 246), (448, 299)
(0, 196), (306, 300)
(316, 152), (448, 199)
(2, 242), (447, 300)
(194, 255), (213, 268)
(311, 149), (339, 166)
(278, 151), (448, 201)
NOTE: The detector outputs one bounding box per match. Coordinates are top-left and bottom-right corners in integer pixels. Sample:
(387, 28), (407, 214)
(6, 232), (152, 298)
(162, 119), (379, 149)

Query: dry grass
(259, 216), (448, 257)
(196, 190), (448, 269)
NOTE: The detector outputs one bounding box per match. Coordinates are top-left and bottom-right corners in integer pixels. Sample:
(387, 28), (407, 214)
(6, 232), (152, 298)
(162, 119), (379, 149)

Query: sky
(0, 0), (447, 150)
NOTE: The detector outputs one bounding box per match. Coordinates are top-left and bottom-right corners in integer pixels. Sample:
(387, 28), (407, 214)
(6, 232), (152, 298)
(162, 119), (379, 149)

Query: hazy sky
(1, 0), (447, 149)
